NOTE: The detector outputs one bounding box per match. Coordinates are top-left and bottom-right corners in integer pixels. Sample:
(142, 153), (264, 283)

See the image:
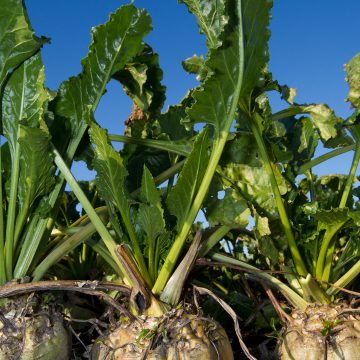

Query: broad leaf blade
(2, 53), (48, 153)
(17, 126), (55, 210)
(345, 53), (360, 108)
(240, 0), (272, 98)
(89, 121), (131, 217)
(113, 44), (166, 115)
(179, 0), (228, 49)
(88, 114), (150, 283)
(0, 0), (47, 88)
(220, 163), (288, 218)
(52, 5), (152, 148)
(167, 128), (210, 232)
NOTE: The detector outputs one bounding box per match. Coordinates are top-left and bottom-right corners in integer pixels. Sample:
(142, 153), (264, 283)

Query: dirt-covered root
(0, 294), (71, 360)
(91, 308), (234, 360)
(279, 302), (360, 360)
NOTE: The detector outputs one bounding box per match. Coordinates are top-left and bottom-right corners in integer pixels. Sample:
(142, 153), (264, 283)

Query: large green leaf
(240, 0), (272, 98)
(17, 126), (55, 213)
(345, 53), (360, 108)
(89, 121), (131, 219)
(220, 163), (288, 218)
(205, 188), (249, 227)
(167, 128), (210, 232)
(1, 52), (50, 280)
(2, 53), (48, 153)
(88, 115), (150, 283)
(179, 0), (228, 49)
(0, 0), (47, 89)
(113, 43), (165, 115)
(52, 5), (152, 148)
(187, 0), (272, 133)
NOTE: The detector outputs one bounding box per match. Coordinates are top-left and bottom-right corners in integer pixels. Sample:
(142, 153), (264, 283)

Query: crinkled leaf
(0, 0), (47, 88)
(185, 1), (247, 133)
(2, 53), (48, 154)
(182, 54), (209, 81)
(304, 207), (350, 228)
(158, 100), (193, 141)
(113, 44), (165, 115)
(303, 104), (342, 142)
(205, 188), (249, 227)
(52, 5), (152, 146)
(220, 163), (288, 218)
(345, 53), (360, 107)
(220, 133), (261, 167)
(179, 0), (228, 49)
(167, 128), (210, 232)
(17, 126), (55, 209)
(254, 214), (271, 237)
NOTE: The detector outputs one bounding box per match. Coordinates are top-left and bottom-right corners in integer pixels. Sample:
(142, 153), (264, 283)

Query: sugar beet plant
(52, 0), (275, 358)
(0, 0), (172, 358)
(56, 1), (360, 359)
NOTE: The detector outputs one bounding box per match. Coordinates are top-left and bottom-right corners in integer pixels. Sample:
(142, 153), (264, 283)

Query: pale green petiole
(4, 142), (21, 279)
(52, 146), (132, 286)
(0, 140), (5, 284)
(211, 252), (309, 310)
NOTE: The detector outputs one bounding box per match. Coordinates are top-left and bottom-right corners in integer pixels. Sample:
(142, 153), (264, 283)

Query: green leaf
(179, 0), (228, 49)
(158, 101), (193, 141)
(88, 114), (150, 284)
(187, 0), (272, 133)
(220, 163), (288, 218)
(89, 121), (131, 219)
(345, 53), (360, 107)
(304, 207), (350, 227)
(182, 54), (209, 81)
(239, 0), (272, 98)
(2, 53), (48, 153)
(52, 4), (152, 148)
(303, 104), (342, 142)
(167, 128), (210, 232)
(205, 188), (249, 227)
(220, 133), (261, 167)
(0, 0), (47, 89)
(140, 166), (162, 206)
(113, 44), (165, 115)
(1, 52), (50, 280)
(17, 126), (55, 213)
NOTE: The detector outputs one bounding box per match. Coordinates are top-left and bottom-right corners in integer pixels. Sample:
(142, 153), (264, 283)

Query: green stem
(5, 142), (21, 279)
(298, 145), (355, 174)
(32, 210), (107, 281)
(326, 259), (360, 297)
(316, 140), (360, 283)
(52, 146), (132, 286)
(14, 125), (88, 278)
(13, 202), (29, 249)
(199, 225), (232, 258)
(153, 0), (245, 294)
(0, 141), (5, 284)
(249, 115), (308, 277)
(109, 134), (191, 157)
(211, 253), (309, 310)
(152, 128), (235, 295)
(339, 141), (360, 208)
(315, 225), (342, 281)
(86, 238), (120, 275)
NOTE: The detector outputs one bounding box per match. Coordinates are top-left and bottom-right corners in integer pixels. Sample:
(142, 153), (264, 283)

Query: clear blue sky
(25, 1), (360, 179)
